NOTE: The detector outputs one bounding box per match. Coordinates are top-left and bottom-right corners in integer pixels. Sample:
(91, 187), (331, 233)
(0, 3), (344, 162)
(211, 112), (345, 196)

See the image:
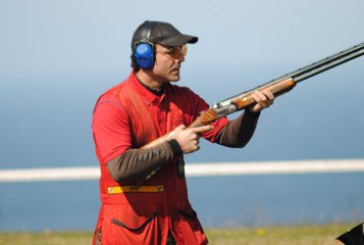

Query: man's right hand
(170, 124), (213, 154)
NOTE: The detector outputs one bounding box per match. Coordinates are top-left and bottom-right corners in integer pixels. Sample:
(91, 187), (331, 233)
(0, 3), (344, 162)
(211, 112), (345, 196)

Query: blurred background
(0, 0), (363, 231)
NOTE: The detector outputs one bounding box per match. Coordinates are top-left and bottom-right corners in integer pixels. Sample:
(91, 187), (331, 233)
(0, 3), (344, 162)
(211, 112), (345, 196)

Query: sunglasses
(157, 45), (187, 59)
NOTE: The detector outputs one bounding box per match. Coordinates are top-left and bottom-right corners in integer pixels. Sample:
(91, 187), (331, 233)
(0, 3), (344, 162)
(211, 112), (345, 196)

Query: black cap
(131, 20), (198, 50)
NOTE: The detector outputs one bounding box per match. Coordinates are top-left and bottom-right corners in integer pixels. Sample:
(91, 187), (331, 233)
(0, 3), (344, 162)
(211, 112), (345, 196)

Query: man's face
(152, 44), (185, 83)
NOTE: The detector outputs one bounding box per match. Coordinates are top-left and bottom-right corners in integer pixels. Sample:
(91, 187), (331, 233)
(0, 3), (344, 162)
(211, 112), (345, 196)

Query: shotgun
(141, 42), (364, 181)
(144, 42), (364, 148)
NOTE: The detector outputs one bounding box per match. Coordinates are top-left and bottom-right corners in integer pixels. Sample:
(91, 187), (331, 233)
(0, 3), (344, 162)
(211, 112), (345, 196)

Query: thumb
(167, 124), (186, 140)
(174, 124), (187, 132)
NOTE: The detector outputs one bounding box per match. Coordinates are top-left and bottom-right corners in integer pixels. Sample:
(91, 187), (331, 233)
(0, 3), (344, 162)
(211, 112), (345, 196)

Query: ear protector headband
(134, 22), (156, 69)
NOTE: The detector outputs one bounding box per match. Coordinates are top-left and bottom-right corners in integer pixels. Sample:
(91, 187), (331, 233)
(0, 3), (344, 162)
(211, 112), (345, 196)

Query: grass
(204, 224), (349, 245)
(0, 223), (353, 245)
(0, 230), (92, 245)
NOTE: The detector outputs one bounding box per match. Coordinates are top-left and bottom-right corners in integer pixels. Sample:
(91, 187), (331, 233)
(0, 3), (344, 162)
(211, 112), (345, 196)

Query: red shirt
(92, 72), (228, 165)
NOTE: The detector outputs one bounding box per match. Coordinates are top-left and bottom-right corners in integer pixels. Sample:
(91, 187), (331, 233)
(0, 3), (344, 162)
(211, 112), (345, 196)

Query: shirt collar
(128, 72), (167, 105)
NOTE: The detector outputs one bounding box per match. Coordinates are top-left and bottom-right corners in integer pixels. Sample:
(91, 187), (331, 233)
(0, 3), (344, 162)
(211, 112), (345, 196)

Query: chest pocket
(165, 101), (189, 133)
(117, 90), (159, 147)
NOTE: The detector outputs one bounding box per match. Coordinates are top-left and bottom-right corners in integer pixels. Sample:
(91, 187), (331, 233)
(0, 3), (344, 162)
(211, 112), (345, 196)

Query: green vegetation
(0, 230), (92, 245)
(204, 224), (350, 245)
(0, 223), (353, 245)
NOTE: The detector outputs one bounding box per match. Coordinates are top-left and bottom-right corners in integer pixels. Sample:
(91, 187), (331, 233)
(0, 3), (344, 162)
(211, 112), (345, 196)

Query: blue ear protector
(134, 43), (154, 69)
(134, 22), (156, 69)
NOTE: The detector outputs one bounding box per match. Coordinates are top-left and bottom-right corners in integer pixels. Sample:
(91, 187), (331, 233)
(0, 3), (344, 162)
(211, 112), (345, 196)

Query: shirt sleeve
(106, 140), (181, 182)
(92, 93), (132, 164)
(214, 109), (260, 147)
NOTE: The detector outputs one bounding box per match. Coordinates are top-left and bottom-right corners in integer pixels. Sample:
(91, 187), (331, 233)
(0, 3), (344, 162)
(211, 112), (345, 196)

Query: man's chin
(169, 75), (181, 82)
(169, 69), (181, 81)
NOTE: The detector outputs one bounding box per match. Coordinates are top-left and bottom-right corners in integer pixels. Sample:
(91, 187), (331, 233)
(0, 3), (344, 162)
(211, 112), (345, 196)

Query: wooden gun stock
(188, 77), (296, 128)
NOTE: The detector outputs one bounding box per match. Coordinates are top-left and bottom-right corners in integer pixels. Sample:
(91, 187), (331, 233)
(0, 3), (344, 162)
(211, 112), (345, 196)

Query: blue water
(0, 63), (363, 231)
(1, 171), (363, 232)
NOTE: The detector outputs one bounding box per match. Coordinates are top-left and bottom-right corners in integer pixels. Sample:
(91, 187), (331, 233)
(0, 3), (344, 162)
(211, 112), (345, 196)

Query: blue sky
(1, 0), (364, 167)
(2, 0), (363, 78)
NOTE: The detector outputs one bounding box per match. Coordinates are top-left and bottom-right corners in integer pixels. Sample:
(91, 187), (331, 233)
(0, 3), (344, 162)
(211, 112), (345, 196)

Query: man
(91, 20), (274, 245)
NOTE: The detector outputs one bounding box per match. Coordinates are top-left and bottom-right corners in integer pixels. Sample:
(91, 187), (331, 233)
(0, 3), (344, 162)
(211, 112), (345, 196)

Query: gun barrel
(291, 42), (364, 83)
(219, 42), (364, 104)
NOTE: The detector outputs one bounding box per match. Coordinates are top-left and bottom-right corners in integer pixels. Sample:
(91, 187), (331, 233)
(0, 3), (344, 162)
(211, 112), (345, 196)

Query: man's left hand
(249, 89), (275, 113)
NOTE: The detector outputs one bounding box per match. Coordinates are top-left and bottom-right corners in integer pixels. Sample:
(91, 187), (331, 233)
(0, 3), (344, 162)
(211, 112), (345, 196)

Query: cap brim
(159, 34), (198, 47)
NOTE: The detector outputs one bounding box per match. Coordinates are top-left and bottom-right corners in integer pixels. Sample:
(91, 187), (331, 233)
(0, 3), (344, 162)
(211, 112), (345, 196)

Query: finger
(192, 142), (200, 152)
(262, 90), (275, 101)
(178, 124), (187, 129)
(254, 93), (272, 109)
(263, 91), (274, 107)
(174, 124), (186, 132)
(255, 91), (268, 102)
(191, 125), (213, 134)
(250, 92), (260, 103)
(252, 91), (267, 106)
